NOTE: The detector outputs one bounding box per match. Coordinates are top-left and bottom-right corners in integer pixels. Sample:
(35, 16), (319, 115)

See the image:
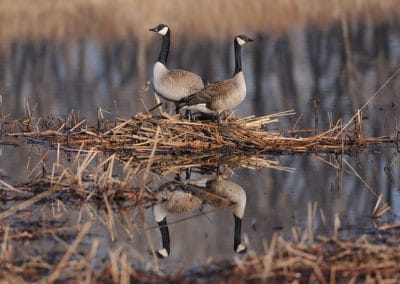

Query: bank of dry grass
(0, 0), (399, 44)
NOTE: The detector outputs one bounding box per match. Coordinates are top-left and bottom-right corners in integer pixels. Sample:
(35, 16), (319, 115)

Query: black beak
(247, 37), (254, 42)
(149, 27), (158, 32)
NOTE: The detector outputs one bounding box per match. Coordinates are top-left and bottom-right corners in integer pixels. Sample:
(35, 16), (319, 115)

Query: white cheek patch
(153, 205), (167, 222)
(158, 26), (169, 35)
(236, 243), (247, 253)
(157, 248), (169, 258)
(236, 37), (246, 46)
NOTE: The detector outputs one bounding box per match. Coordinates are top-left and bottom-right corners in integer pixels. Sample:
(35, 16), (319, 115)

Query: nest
(7, 110), (396, 153)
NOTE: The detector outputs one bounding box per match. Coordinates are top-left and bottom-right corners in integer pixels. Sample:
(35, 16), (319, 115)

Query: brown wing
(188, 78), (237, 103)
(207, 80), (236, 98)
(167, 69), (204, 92)
(184, 88), (212, 105)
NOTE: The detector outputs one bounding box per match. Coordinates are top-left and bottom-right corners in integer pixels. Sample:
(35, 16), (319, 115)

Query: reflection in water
(0, 140), (399, 275)
(153, 175), (247, 258)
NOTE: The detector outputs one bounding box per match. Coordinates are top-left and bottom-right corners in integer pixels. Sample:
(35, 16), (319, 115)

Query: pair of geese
(149, 24), (250, 258)
(150, 24), (253, 123)
(153, 176), (247, 258)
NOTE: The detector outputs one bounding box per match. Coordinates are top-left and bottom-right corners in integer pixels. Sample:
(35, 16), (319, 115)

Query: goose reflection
(153, 176), (247, 258)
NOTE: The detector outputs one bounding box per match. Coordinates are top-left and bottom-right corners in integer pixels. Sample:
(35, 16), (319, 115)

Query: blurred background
(1, 0), (400, 270)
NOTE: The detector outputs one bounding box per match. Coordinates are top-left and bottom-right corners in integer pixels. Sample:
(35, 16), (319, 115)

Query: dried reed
(6, 110), (396, 158)
(80, 225), (399, 283)
(0, 107), (398, 282)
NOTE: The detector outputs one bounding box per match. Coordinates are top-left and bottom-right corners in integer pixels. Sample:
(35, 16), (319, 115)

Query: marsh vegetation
(1, 0), (400, 283)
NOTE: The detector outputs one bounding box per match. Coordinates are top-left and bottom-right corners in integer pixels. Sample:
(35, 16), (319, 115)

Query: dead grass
(0, 109), (399, 282)
(0, 74), (399, 281)
(228, 230), (400, 283)
(0, 107), (395, 212)
(0, 210), (399, 283)
(5, 109), (396, 160)
(0, 0), (399, 44)
(1, 113), (298, 217)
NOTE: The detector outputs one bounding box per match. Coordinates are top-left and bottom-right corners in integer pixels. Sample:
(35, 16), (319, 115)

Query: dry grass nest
(4, 110), (397, 156)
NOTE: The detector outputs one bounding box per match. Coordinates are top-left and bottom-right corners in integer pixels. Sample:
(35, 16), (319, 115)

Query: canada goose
(199, 177), (247, 254)
(149, 24), (205, 113)
(178, 35), (253, 124)
(153, 181), (203, 258)
(152, 177), (247, 258)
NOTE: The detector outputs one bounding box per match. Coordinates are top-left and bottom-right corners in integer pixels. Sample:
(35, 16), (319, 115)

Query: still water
(0, 16), (400, 273)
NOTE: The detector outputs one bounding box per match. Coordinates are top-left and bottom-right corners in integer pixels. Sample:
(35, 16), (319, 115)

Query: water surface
(0, 16), (400, 274)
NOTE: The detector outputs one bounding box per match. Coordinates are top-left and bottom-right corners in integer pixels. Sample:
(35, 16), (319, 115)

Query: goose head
(149, 24), (170, 36)
(235, 35), (253, 46)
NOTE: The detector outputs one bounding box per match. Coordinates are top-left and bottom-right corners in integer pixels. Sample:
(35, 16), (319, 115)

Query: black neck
(233, 39), (242, 75)
(234, 214), (242, 251)
(158, 218), (170, 255)
(158, 30), (170, 65)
